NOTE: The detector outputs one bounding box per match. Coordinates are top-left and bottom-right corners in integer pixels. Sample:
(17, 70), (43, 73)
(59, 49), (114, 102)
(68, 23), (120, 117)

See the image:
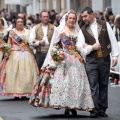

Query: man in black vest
(78, 7), (119, 118)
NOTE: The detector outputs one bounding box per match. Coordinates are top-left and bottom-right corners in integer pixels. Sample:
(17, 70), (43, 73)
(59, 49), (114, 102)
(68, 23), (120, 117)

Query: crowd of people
(0, 6), (119, 118)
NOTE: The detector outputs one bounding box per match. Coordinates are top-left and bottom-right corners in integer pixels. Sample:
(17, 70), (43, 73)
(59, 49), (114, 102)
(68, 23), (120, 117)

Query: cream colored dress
(0, 29), (39, 97)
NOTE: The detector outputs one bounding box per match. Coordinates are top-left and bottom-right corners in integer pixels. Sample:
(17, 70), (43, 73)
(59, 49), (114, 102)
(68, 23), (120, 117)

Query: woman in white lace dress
(29, 10), (94, 116)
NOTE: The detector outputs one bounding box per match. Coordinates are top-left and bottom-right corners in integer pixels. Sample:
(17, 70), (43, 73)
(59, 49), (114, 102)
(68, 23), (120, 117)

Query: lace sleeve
(41, 27), (60, 68)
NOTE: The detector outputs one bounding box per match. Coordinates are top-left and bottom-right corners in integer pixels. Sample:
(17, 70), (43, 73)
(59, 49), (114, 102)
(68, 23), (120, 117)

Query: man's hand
(112, 59), (118, 67)
(92, 43), (101, 50)
(39, 40), (45, 46)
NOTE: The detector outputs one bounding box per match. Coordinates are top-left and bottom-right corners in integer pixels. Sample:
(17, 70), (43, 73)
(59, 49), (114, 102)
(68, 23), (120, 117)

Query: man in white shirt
(29, 10), (55, 70)
(78, 7), (119, 118)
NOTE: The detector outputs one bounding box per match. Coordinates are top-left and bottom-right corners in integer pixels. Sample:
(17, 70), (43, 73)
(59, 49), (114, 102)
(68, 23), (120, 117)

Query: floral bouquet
(3, 44), (11, 50)
(51, 47), (65, 62)
(0, 43), (11, 52)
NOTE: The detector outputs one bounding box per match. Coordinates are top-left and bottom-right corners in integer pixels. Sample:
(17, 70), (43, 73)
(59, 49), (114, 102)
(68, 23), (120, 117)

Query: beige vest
(35, 23), (54, 52)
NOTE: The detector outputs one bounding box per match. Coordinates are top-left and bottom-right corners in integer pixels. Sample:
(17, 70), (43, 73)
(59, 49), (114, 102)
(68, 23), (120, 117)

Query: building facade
(92, 0), (120, 14)
(1, 0), (120, 15)
(0, 0), (6, 10)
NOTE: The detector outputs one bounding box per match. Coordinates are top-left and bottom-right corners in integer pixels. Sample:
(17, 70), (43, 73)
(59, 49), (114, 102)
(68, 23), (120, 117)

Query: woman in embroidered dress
(29, 10), (94, 115)
(0, 18), (8, 63)
(0, 16), (39, 99)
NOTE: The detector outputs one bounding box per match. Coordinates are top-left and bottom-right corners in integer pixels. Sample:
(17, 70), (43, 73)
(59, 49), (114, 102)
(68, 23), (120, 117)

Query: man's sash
(60, 32), (85, 64)
(9, 30), (34, 55)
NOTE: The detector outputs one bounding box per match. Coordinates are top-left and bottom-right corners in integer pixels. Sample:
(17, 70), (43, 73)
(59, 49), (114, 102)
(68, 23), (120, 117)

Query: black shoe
(14, 97), (20, 100)
(21, 96), (28, 100)
(90, 112), (99, 118)
(64, 109), (70, 116)
(70, 109), (77, 116)
(99, 112), (108, 117)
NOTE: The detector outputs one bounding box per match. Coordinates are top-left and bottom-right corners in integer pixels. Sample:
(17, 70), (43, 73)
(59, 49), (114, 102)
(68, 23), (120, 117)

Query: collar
(90, 18), (97, 26)
(42, 23), (48, 27)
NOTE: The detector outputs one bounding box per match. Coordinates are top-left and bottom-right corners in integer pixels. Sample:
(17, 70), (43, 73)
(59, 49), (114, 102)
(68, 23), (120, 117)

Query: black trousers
(35, 51), (47, 71)
(85, 55), (111, 113)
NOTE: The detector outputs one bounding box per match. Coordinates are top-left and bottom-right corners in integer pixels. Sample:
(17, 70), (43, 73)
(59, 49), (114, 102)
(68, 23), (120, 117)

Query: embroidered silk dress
(0, 29), (39, 97)
(29, 26), (94, 111)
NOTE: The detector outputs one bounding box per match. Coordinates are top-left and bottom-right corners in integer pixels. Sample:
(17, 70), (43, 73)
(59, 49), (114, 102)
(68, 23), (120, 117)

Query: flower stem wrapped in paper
(51, 46), (65, 63)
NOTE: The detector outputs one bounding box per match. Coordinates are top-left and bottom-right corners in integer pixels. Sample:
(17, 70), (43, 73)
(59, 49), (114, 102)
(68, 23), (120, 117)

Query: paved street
(0, 85), (120, 120)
